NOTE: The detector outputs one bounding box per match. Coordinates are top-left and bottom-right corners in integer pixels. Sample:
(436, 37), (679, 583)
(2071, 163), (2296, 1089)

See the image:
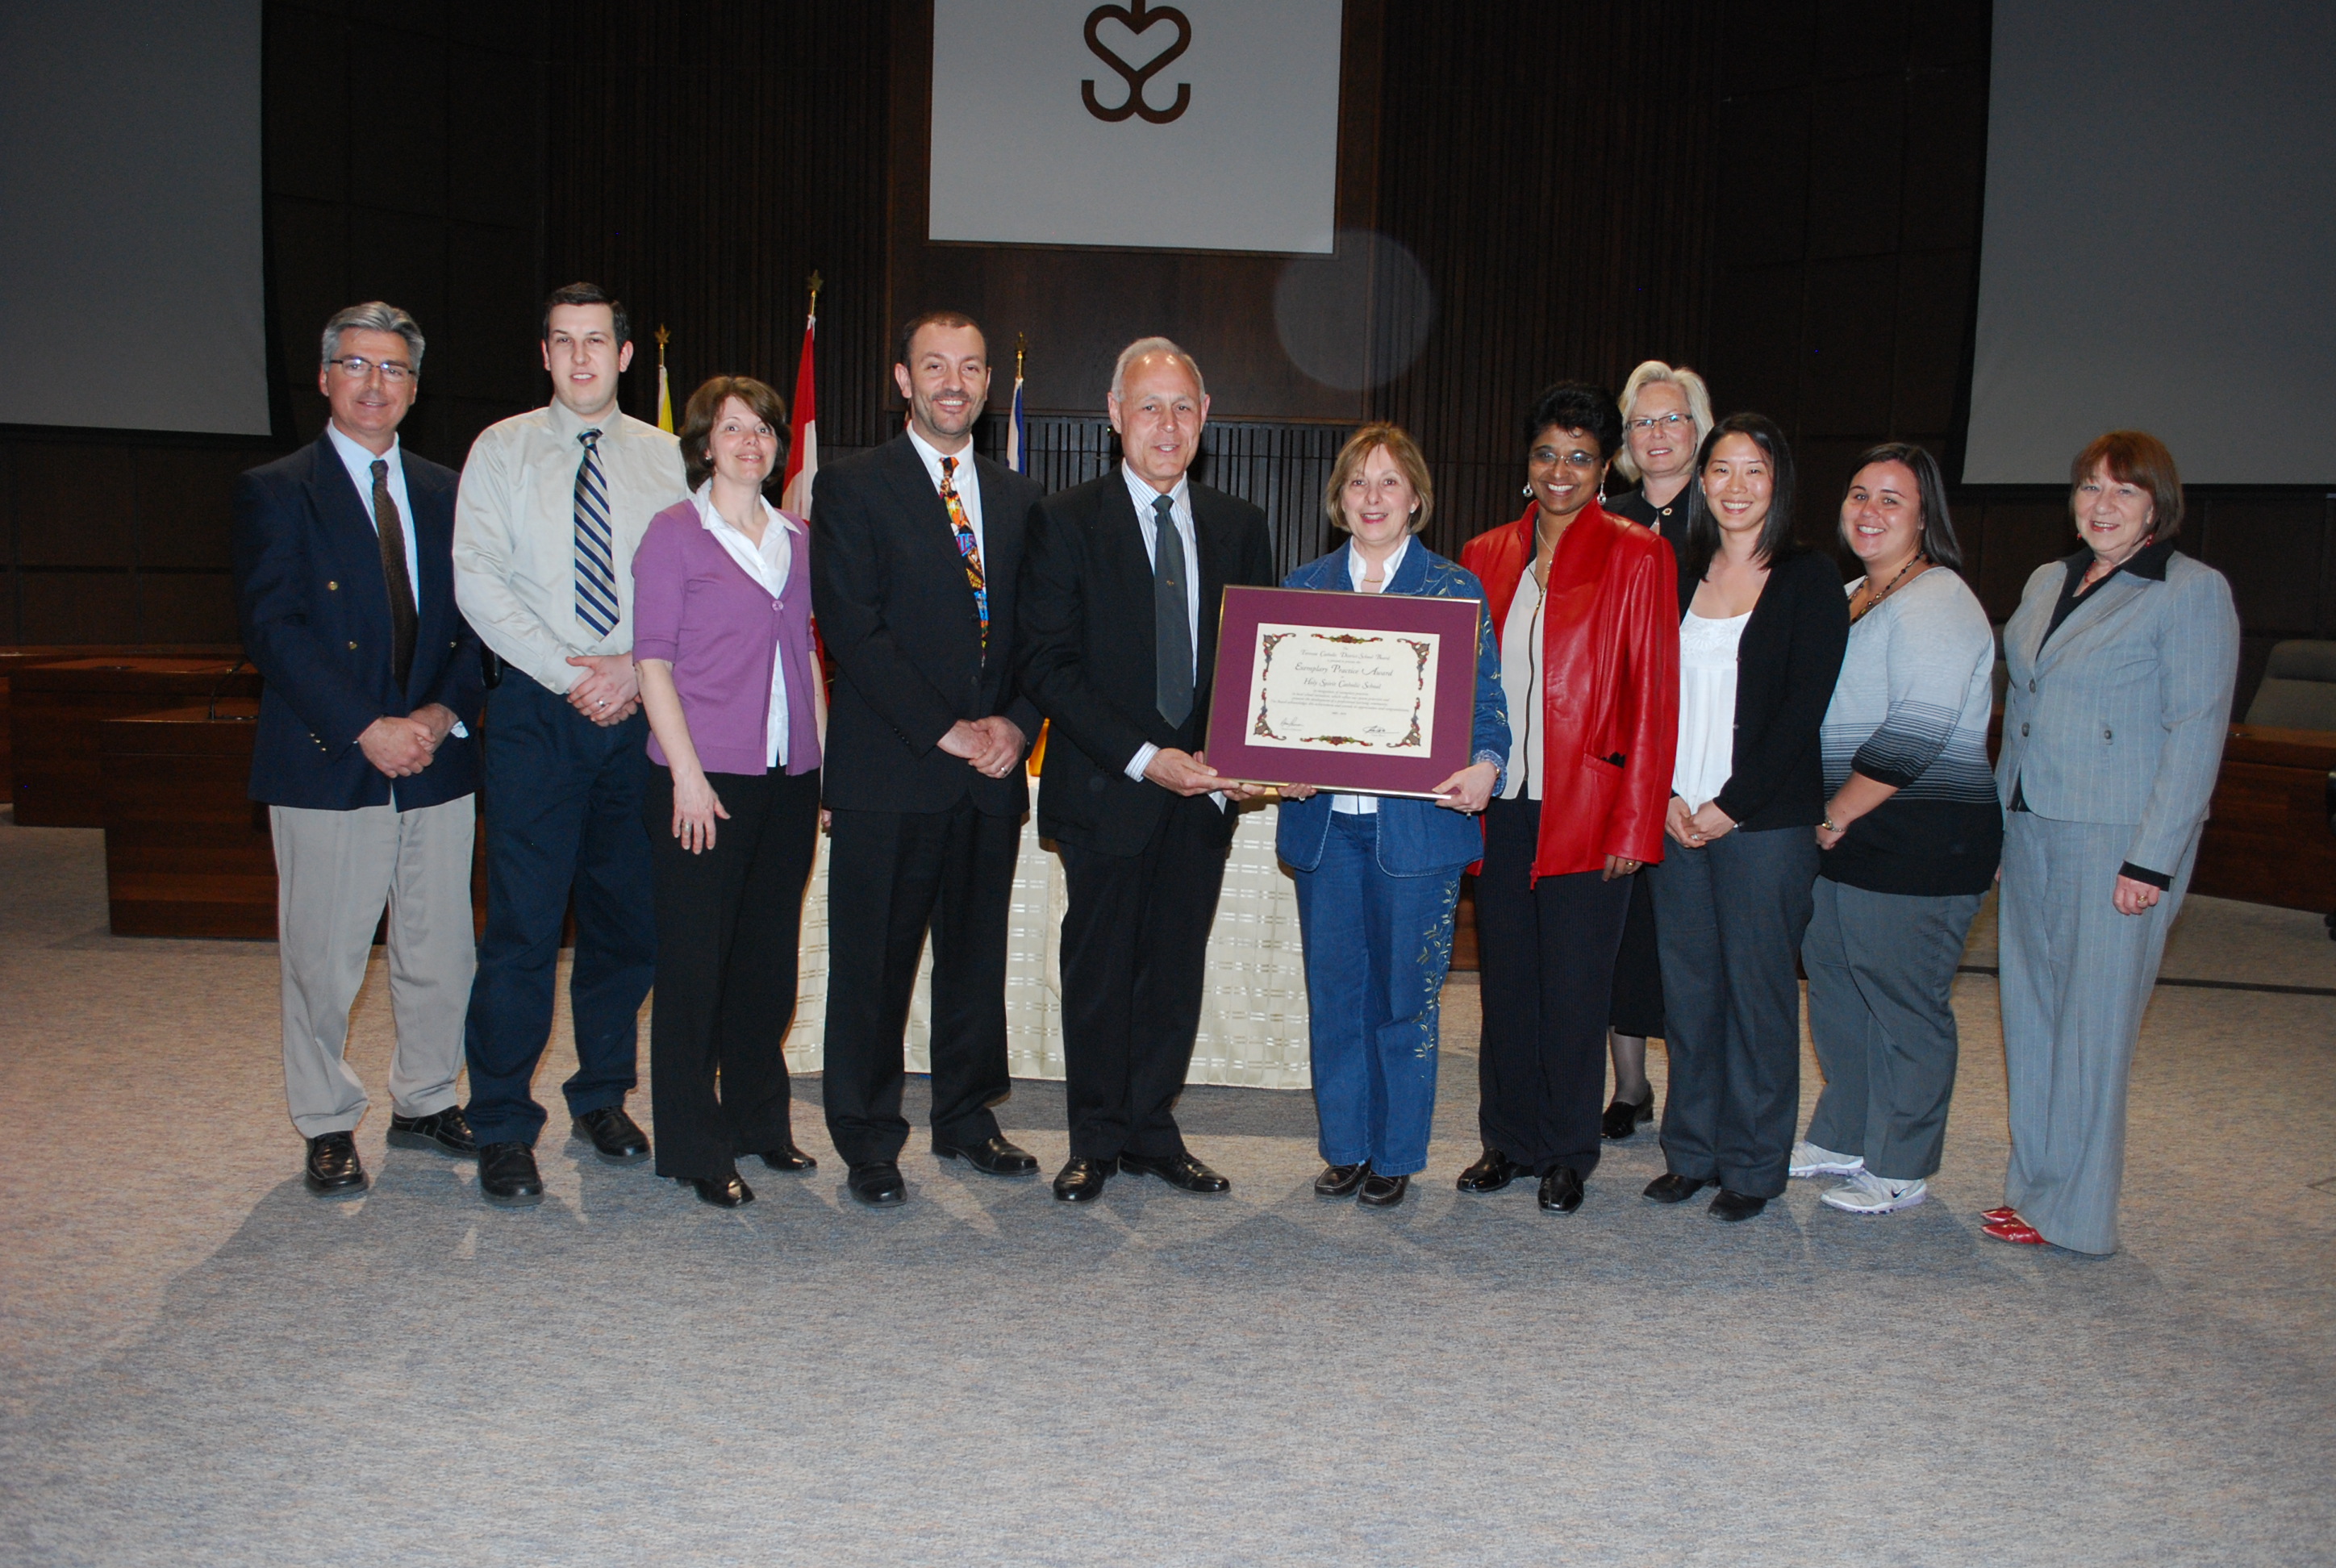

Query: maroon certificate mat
(1204, 585), (1484, 797)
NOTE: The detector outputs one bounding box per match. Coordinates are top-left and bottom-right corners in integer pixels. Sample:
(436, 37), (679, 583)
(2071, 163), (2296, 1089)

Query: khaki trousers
(271, 796), (475, 1137)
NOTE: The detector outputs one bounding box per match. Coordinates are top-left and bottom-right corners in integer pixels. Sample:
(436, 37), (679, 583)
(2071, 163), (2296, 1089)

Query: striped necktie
(573, 428), (619, 637)
(939, 455), (988, 651)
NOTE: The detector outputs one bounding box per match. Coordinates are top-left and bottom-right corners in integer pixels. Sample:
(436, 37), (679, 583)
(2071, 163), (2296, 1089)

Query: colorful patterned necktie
(939, 455), (988, 650)
(573, 428), (619, 637)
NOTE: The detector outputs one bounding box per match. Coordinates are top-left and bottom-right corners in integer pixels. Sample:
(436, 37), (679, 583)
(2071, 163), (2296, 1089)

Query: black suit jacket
(1675, 544), (1849, 832)
(1016, 472), (1276, 855)
(811, 432), (1045, 815)
(233, 434), (483, 811)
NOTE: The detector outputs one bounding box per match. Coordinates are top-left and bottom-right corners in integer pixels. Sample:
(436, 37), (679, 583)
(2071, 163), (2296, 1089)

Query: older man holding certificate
(1267, 424), (1508, 1210)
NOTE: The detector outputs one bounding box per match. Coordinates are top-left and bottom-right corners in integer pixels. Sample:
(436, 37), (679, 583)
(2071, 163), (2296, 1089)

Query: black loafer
(1643, 1172), (1715, 1204)
(386, 1105), (476, 1157)
(1710, 1188), (1768, 1222)
(1314, 1161), (1369, 1197)
(1537, 1166), (1586, 1213)
(1600, 1093), (1655, 1141)
(933, 1134), (1040, 1176)
(1357, 1171), (1409, 1207)
(1457, 1149), (1526, 1195)
(1118, 1149), (1230, 1195)
(756, 1142), (819, 1173)
(683, 1174), (754, 1208)
(1052, 1156), (1115, 1203)
(570, 1105), (651, 1165)
(303, 1131), (366, 1195)
(478, 1141), (544, 1207)
(847, 1160), (907, 1207)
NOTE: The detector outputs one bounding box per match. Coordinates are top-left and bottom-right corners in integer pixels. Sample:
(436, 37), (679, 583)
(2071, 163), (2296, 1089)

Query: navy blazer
(1273, 542), (1510, 877)
(234, 433), (483, 810)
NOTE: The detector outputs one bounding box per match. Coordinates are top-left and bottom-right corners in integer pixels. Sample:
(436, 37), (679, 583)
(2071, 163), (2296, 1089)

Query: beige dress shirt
(452, 398), (687, 694)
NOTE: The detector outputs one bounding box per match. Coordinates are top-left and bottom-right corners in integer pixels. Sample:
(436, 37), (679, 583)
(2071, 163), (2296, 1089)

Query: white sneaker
(1789, 1140), (1864, 1178)
(1820, 1170), (1929, 1214)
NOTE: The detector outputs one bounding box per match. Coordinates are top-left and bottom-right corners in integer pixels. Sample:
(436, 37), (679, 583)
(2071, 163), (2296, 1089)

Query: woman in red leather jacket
(1456, 382), (1679, 1214)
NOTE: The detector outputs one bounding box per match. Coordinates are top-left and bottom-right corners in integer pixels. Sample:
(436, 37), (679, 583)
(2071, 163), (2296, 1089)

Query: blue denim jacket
(1273, 542), (1509, 877)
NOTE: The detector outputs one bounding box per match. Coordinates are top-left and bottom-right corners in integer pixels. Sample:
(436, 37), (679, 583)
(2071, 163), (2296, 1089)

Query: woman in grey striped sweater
(1792, 444), (2001, 1215)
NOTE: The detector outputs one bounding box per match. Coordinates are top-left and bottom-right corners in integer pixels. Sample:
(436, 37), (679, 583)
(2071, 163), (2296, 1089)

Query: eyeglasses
(1628, 412), (1692, 433)
(1529, 446), (1600, 468)
(327, 355), (415, 383)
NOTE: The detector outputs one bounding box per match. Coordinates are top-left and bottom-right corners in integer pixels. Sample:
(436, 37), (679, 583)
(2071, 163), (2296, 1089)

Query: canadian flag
(780, 289), (817, 516)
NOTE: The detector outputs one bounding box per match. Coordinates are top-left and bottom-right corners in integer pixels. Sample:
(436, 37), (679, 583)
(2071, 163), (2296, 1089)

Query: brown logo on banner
(1082, 0), (1191, 123)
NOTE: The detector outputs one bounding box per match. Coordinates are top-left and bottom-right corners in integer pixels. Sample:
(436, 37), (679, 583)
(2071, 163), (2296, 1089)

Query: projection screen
(1963, 2), (2336, 485)
(0, 1), (269, 436)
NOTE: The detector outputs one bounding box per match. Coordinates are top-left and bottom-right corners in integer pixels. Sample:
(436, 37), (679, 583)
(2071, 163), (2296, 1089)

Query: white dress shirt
(1673, 610), (1749, 811)
(1120, 463), (1213, 795)
(1329, 534), (1412, 817)
(325, 421), (417, 607)
(692, 482), (801, 768)
(906, 424), (984, 561)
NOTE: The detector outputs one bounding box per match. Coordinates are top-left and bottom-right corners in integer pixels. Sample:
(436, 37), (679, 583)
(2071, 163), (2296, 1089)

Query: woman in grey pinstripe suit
(1990, 432), (2238, 1253)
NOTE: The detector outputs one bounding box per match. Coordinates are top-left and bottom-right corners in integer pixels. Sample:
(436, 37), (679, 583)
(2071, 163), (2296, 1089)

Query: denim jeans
(1291, 811), (1463, 1177)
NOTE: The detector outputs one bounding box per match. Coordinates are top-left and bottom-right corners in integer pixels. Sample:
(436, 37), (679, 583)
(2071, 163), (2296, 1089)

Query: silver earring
(1523, 482), (1533, 498)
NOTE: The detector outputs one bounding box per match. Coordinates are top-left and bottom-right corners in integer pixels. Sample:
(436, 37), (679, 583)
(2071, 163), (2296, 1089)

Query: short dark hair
(1842, 442), (1963, 573)
(2069, 429), (2184, 540)
(1525, 381), (1624, 464)
(541, 281), (631, 347)
(1683, 412), (1799, 582)
(897, 310), (984, 369)
(678, 376), (790, 493)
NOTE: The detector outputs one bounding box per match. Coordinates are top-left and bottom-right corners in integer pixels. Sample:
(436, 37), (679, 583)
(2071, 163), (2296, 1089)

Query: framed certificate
(1204, 585), (1485, 797)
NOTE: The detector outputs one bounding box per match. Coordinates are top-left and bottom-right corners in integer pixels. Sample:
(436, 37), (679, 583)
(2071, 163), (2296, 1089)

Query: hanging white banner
(928, 0), (1344, 254)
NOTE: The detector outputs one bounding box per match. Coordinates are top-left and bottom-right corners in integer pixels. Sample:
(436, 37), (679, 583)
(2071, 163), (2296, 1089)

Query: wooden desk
(0, 645), (240, 806)
(12, 657), (257, 825)
(98, 706), (277, 938)
(2192, 724), (2336, 913)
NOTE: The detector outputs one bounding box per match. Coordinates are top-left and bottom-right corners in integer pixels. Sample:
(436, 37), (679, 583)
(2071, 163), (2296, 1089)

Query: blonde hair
(1323, 422), (1434, 536)
(1612, 361), (1714, 482)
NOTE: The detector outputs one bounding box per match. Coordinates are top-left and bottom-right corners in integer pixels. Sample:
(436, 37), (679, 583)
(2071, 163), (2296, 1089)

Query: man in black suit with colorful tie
(811, 311), (1047, 1207)
(235, 302), (484, 1195)
(1016, 337), (1277, 1202)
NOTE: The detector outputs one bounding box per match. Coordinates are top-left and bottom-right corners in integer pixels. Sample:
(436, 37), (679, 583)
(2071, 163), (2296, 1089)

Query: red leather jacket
(1460, 501), (1679, 880)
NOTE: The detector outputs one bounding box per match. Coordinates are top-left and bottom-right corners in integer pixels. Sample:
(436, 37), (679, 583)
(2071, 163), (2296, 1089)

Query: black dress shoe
(1052, 1156), (1115, 1203)
(303, 1131), (366, 1195)
(847, 1160), (907, 1207)
(1710, 1188), (1768, 1222)
(570, 1105), (651, 1165)
(1358, 1171), (1409, 1207)
(478, 1141), (544, 1207)
(1643, 1172), (1715, 1203)
(1314, 1161), (1369, 1197)
(756, 1142), (819, 1173)
(1118, 1149), (1231, 1195)
(933, 1134), (1040, 1176)
(386, 1106), (476, 1157)
(1538, 1166), (1586, 1213)
(1457, 1148), (1527, 1195)
(1600, 1093), (1655, 1141)
(682, 1174), (755, 1208)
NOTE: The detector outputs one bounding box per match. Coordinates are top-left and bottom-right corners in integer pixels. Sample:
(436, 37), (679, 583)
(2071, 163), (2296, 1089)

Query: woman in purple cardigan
(632, 375), (825, 1207)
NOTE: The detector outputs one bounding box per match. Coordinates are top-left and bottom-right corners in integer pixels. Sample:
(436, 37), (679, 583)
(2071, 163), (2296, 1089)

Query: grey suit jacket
(1996, 548), (2238, 878)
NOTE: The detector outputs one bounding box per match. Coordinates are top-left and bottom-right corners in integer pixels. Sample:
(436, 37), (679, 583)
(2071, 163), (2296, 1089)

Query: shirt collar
(545, 397), (617, 444)
(2062, 534), (2176, 585)
(906, 424), (975, 485)
(1348, 532), (1410, 587)
(324, 420), (399, 474)
(1121, 461), (1191, 521)
(690, 480), (795, 540)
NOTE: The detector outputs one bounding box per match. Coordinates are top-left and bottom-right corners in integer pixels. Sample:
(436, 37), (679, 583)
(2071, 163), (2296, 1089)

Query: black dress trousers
(1472, 794), (1633, 1177)
(820, 797), (1021, 1166)
(1055, 790), (1232, 1161)
(640, 765), (821, 1181)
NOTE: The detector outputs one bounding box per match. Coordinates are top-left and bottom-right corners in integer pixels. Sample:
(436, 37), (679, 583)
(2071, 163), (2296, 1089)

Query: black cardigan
(1676, 545), (1850, 832)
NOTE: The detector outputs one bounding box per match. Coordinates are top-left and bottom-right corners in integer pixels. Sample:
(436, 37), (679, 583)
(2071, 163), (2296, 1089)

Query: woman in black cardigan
(1641, 414), (1848, 1221)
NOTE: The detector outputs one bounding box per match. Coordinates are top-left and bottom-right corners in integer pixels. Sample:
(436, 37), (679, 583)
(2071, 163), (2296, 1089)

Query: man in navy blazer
(234, 302), (484, 1196)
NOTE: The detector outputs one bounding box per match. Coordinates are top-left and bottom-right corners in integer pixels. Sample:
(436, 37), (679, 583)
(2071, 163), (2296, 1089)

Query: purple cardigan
(630, 499), (822, 778)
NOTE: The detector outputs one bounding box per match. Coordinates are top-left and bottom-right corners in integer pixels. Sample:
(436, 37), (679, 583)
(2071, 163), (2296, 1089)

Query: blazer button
(2028, 679), (2036, 692)
(327, 580), (338, 590)
(348, 640), (358, 650)
(2104, 728), (2113, 740)
(2021, 723), (2030, 736)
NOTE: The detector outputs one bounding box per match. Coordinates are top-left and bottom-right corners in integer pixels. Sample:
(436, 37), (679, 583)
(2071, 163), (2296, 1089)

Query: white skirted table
(784, 790), (1312, 1089)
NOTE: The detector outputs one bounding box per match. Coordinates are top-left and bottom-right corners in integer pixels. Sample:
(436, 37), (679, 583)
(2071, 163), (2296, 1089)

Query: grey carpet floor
(2, 809), (2331, 1566)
